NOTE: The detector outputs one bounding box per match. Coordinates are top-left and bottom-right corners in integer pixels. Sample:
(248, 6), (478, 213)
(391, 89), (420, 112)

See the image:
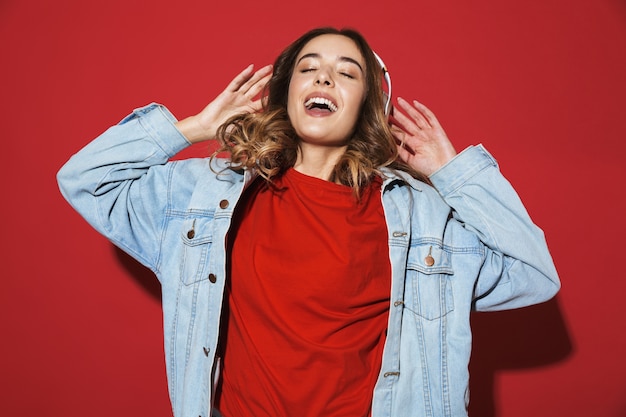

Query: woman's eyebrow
(296, 53), (364, 73)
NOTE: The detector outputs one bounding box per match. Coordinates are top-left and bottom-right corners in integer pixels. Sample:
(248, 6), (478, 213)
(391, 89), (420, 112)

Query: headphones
(373, 52), (392, 116)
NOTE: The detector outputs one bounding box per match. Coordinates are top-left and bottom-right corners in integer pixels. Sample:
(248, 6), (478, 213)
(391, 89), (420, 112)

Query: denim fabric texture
(57, 104), (560, 417)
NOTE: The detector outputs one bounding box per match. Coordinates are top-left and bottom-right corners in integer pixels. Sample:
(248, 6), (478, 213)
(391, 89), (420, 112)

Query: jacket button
(187, 229), (195, 239)
(208, 273), (217, 283)
(424, 246), (435, 266)
(219, 199), (229, 209)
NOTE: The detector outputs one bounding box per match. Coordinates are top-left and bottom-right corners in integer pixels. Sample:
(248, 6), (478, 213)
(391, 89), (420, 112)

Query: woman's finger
(239, 65), (273, 96)
(396, 140), (415, 161)
(249, 97), (265, 113)
(243, 72), (272, 100)
(390, 105), (420, 136)
(226, 64), (256, 92)
(397, 97), (430, 129)
(411, 100), (442, 129)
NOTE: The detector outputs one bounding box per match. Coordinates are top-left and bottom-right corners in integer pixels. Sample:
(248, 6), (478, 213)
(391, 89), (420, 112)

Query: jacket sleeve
(56, 103), (192, 274)
(429, 145), (560, 311)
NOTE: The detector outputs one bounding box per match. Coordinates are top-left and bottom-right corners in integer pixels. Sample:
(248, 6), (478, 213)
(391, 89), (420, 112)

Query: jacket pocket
(179, 216), (214, 285)
(406, 244), (455, 320)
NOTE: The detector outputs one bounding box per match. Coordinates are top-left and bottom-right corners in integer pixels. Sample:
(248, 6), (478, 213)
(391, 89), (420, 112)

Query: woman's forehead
(297, 34), (365, 68)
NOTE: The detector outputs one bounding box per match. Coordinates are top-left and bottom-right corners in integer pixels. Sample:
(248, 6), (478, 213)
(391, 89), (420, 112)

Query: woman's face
(287, 34), (367, 148)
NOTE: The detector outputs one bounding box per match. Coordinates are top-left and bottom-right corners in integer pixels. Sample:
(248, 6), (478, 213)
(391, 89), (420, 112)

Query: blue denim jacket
(57, 104), (560, 417)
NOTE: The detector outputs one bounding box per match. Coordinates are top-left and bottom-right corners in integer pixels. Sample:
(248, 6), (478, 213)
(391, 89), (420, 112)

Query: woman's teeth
(304, 97), (338, 112)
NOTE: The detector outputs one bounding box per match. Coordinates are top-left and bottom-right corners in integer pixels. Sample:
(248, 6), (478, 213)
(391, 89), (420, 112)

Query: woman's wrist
(175, 116), (215, 144)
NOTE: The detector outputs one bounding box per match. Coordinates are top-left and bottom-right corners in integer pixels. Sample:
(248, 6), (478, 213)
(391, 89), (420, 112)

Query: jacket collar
(379, 167), (424, 193)
(237, 165), (426, 193)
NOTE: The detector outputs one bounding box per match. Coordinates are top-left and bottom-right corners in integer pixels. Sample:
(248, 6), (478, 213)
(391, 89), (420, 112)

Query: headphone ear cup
(382, 91), (389, 116)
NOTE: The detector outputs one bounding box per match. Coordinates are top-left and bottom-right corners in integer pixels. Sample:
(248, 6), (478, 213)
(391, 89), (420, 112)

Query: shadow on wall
(114, 245), (573, 416)
(468, 299), (572, 416)
(114, 246), (162, 301)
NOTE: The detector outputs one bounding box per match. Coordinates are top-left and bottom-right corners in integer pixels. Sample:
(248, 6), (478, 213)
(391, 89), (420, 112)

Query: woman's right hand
(175, 64), (273, 143)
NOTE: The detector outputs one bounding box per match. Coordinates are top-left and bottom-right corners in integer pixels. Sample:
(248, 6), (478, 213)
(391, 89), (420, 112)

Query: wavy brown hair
(213, 27), (429, 197)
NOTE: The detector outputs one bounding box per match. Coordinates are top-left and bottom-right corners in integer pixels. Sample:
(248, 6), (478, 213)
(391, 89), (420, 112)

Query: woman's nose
(315, 71), (333, 86)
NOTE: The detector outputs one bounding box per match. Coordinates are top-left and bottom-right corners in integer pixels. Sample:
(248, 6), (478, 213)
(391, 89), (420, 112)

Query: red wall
(1, 0), (625, 415)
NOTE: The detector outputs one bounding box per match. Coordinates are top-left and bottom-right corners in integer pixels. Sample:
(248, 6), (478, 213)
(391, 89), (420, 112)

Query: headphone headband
(373, 52), (392, 116)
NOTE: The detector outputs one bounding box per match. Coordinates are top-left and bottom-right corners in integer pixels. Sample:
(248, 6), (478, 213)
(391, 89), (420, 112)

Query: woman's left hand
(390, 98), (457, 176)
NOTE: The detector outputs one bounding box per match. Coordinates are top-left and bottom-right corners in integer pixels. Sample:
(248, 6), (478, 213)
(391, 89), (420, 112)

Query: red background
(1, 0), (625, 416)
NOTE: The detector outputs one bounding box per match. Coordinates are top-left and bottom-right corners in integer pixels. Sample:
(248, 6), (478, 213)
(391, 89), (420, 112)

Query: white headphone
(373, 52), (392, 116)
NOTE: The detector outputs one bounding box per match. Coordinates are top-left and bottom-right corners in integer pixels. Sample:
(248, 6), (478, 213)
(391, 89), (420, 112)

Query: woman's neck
(293, 142), (348, 182)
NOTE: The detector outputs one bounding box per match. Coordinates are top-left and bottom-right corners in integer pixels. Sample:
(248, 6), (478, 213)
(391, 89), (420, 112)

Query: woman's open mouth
(304, 96), (338, 113)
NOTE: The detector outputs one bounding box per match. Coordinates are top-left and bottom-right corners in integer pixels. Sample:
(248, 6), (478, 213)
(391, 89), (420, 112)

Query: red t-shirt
(216, 168), (391, 417)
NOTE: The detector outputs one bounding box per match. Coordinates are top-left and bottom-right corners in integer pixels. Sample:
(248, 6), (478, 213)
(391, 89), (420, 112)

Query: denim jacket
(57, 104), (560, 417)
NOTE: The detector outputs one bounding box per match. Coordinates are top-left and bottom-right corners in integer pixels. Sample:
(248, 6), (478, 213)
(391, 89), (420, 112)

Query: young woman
(57, 27), (560, 417)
